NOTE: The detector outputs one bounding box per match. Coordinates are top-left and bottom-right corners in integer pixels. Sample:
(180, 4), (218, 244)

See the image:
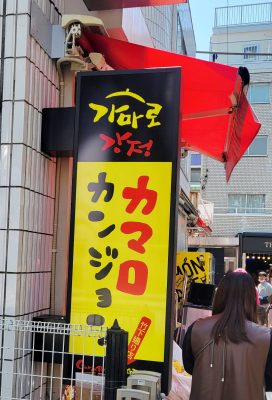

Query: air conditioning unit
(127, 371), (162, 399)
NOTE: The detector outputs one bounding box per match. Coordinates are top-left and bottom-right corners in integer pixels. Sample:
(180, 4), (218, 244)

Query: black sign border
(66, 68), (181, 394)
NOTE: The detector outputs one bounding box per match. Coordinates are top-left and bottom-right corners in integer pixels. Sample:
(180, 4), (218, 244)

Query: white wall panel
(0, 0), (58, 322)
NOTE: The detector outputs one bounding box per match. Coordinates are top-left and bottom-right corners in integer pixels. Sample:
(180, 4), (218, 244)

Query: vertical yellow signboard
(68, 68), (181, 393)
(176, 252), (213, 303)
(71, 162), (172, 362)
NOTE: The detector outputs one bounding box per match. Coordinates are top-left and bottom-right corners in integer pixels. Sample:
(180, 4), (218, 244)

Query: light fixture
(257, 256), (261, 260)
(262, 256), (266, 260)
(252, 256), (255, 259)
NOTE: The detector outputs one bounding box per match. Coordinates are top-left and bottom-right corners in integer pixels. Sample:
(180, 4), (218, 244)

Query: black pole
(238, 233), (243, 268)
(105, 319), (128, 400)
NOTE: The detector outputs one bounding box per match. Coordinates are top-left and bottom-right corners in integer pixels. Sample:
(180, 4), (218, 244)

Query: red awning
(79, 33), (261, 181)
(82, 0), (187, 10)
(195, 217), (212, 235)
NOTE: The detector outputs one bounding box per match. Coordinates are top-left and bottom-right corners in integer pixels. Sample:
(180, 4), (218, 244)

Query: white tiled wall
(0, 0), (62, 315)
(0, 0), (63, 394)
(0, 0), (63, 396)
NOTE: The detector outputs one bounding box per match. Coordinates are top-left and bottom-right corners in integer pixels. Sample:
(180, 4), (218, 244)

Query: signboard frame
(66, 68), (181, 393)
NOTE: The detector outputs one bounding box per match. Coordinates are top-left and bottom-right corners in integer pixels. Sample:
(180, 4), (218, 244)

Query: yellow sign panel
(70, 162), (172, 362)
(176, 252), (213, 303)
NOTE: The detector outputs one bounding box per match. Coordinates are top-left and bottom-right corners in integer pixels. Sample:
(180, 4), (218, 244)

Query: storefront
(238, 232), (272, 279)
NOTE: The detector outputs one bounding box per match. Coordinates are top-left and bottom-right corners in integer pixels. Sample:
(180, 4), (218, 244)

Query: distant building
(189, 3), (272, 272)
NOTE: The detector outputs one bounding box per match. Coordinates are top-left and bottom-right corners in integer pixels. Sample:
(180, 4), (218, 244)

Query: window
(244, 136), (268, 156)
(190, 168), (201, 184)
(190, 153), (202, 166)
(243, 45), (258, 61)
(248, 83), (270, 103)
(176, 13), (185, 54)
(228, 194), (265, 214)
(190, 155), (201, 190)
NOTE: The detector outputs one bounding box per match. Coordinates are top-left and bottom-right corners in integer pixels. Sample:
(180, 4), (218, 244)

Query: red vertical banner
(127, 317), (152, 364)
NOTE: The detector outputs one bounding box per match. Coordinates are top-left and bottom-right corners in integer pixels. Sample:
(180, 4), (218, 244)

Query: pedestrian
(268, 269), (272, 285)
(182, 270), (272, 400)
(257, 305), (268, 326)
(258, 271), (272, 305)
(233, 267), (260, 305)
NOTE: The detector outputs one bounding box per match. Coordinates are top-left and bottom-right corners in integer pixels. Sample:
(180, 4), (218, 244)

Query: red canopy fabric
(195, 217), (212, 235)
(83, 0), (187, 10)
(79, 33), (261, 181)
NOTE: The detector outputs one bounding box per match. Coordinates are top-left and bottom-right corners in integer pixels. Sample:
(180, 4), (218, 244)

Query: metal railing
(214, 207), (272, 215)
(0, 318), (107, 400)
(215, 3), (272, 26)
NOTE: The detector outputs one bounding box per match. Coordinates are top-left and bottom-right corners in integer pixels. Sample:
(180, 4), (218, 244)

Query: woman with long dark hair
(182, 270), (272, 400)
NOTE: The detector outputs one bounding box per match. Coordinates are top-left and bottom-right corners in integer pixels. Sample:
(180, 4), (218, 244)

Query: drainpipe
(50, 57), (86, 314)
(238, 233), (243, 268)
(56, 57), (86, 107)
(0, 0), (8, 392)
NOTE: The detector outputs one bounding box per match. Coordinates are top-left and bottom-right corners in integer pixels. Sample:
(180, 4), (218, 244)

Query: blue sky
(189, 0), (267, 59)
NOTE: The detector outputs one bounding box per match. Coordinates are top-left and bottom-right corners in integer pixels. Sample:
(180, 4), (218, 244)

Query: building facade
(0, 0), (195, 398)
(190, 3), (272, 270)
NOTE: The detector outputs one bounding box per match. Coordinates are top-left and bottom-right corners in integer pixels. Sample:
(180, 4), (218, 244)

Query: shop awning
(82, 0), (187, 11)
(179, 190), (212, 236)
(195, 217), (212, 235)
(78, 33), (261, 181)
(238, 232), (272, 254)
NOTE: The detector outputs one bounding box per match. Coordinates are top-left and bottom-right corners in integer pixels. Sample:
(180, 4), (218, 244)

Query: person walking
(268, 269), (272, 285)
(182, 271), (272, 400)
(258, 271), (272, 305)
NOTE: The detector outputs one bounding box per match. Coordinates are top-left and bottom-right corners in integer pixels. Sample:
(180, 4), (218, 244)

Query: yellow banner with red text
(70, 161), (172, 363)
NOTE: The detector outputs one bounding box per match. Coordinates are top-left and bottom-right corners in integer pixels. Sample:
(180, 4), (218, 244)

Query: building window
(228, 194), (265, 214)
(190, 168), (201, 184)
(243, 45), (258, 61)
(176, 13), (185, 54)
(244, 136), (268, 156)
(190, 153), (201, 166)
(248, 83), (270, 103)
(190, 153), (202, 191)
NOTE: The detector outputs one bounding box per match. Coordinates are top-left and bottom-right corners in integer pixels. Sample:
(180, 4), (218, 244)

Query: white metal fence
(215, 2), (272, 26)
(0, 319), (107, 400)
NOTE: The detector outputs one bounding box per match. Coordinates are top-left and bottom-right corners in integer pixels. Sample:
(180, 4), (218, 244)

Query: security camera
(62, 14), (108, 57)
(62, 14), (108, 36)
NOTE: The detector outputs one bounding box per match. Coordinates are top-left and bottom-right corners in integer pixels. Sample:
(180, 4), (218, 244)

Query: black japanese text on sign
(67, 69), (181, 394)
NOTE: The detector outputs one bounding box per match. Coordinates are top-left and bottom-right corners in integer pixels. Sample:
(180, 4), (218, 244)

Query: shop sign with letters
(67, 68), (181, 393)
